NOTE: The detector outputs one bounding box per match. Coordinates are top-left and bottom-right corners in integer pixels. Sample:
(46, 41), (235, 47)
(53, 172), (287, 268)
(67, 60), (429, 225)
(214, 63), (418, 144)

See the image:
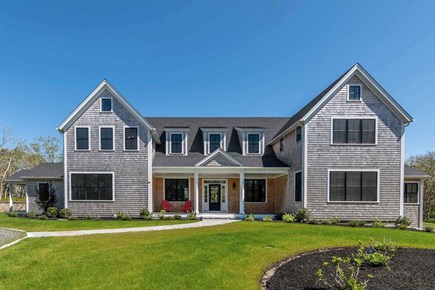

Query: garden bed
(265, 247), (435, 290)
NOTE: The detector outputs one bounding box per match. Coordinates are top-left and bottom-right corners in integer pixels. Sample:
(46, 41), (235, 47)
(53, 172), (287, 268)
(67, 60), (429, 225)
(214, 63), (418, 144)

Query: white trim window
(124, 126), (139, 151)
(244, 132), (265, 155)
(70, 173), (114, 201)
(332, 117), (377, 145)
(100, 97), (113, 112)
(165, 130), (188, 155)
(244, 179), (267, 202)
(204, 132), (226, 155)
(75, 126), (90, 150)
(404, 182), (419, 204)
(99, 126), (115, 151)
(347, 84), (362, 101)
(328, 169), (379, 202)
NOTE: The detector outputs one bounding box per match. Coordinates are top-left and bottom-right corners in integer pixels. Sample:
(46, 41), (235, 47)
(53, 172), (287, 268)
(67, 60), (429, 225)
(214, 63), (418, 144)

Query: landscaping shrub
(395, 216), (411, 228)
(67, 215), (78, 220)
(282, 213), (296, 223)
(295, 208), (311, 223)
(25, 211), (36, 219)
(86, 214), (94, 220)
(139, 208), (152, 220)
(372, 219), (385, 228)
(349, 220), (366, 227)
(355, 238), (396, 268)
(46, 207), (58, 218)
(262, 216), (273, 222)
(308, 219), (321, 224)
(164, 215), (175, 220)
(38, 215), (48, 220)
(274, 212), (284, 220)
(187, 212), (197, 220)
(58, 208), (73, 219)
(116, 211), (126, 220)
(34, 182), (58, 214)
(159, 210), (166, 220)
(424, 225), (434, 232)
(8, 211), (18, 218)
(244, 213), (255, 222)
(173, 215), (182, 220)
(330, 217), (340, 225)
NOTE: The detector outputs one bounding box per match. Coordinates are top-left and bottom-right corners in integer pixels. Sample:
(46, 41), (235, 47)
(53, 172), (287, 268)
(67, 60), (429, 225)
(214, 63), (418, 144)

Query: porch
(152, 167), (289, 215)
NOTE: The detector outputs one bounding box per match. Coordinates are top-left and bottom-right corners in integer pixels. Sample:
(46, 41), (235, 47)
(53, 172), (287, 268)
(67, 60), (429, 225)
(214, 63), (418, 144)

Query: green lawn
(0, 214), (195, 231)
(0, 222), (434, 289)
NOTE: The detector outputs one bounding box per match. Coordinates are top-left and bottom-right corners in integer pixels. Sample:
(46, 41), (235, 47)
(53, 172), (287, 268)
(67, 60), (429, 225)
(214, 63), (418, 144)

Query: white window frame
(330, 116), (378, 146)
(244, 132), (265, 155)
(204, 131), (226, 155)
(163, 177), (191, 201)
(99, 126), (115, 151)
(74, 126), (91, 151)
(244, 178), (268, 203)
(165, 129), (188, 156)
(327, 169), (380, 203)
(69, 172), (115, 202)
(123, 126), (139, 151)
(347, 84), (363, 102)
(100, 96), (113, 112)
(404, 181), (420, 204)
(203, 179), (228, 212)
(294, 170), (302, 202)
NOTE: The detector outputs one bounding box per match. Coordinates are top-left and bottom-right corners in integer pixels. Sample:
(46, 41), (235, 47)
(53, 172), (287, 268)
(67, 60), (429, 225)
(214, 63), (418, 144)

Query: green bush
(330, 217), (340, 225)
(25, 211), (36, 219)
(395, 216), (411, 228)
(67, 215), (78, 220)
(424, 225), (434, 232)
(355, 238), (396, 268)
(46, 207), (58, 218)
(139, 208), (152, 220)
(159, 210), (166, 220)
(173, 215), (182, 220)
(262, 216), (273, 222)
(295, 208), (311, 223)
(187, 212), (197, 220)
(8, 211), (18, 218)
(86, 214), (94, 220)
(58, 208), (73, 219)
(244, 213), (255, 222)
(349, 220), (366, 227)
(116, 211), (126, 220)
(38, 215), (48, 220)
(282, 213), (296, 223)
(372, 219), (385, 228)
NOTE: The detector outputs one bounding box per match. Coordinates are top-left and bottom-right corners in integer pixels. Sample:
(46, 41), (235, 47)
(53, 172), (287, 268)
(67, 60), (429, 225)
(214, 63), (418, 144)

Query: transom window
(100, 127), (114, 150)
(124, 127), (138, 150)
(332, 119), (376, 144)
(348, 85), (362, 101)
(296, 126), (302, 143)
(247, 133), (260, 154)
(295, 172), (302, 202)
(404, 183), (418, 203)
(245, 179), (266, 202)
(71, 173), (113, 201)
(76, 127), (89, 150)
(101, 97), (112, 112)
(165, 179), (189, 201)
(329, 171), (378, 202)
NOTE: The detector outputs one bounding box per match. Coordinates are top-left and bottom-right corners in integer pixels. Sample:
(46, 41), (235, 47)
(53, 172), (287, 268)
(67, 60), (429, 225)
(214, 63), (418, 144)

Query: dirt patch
(265, 247), (435, 290)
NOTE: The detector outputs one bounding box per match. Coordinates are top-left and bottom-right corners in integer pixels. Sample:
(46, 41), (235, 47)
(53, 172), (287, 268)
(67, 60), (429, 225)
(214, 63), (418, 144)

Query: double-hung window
(124, 127), (138, 150)
(348, 85), (362, 101)
(76, 127), (90, 150)
(171, 133), (183, 154)
(329, 170), (378, 202)
(404, 183), (419, 203)
(332, 119), (376, 144)
(100, 127), (114, 150)
(209, 133), (221, 153)
(247, 133), (260, 154)
(165, 130), (188, 155)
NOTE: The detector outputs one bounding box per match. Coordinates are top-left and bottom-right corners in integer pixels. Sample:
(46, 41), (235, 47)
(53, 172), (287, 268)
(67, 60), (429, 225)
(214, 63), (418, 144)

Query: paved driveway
(0, 228), (26, 248)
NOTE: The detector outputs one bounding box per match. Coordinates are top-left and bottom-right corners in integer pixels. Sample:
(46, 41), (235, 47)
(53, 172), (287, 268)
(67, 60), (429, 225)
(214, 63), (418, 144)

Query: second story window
(203, 131), (225, 155)
(279, 138), (284, 152)
(209, 134), (221, 153)
(332, 118), (376, 144)
(348, 85), (362, 101)
(296, 126), (302, 143)
(247, 133), (260, 154)
(100, 127), (114, 150)
(165, 129), (188, 155)
(101, 97), (112, 112)
(75, 127), (90, 150)
(124, 127), (138, 150)
(170, 133), (183, 154)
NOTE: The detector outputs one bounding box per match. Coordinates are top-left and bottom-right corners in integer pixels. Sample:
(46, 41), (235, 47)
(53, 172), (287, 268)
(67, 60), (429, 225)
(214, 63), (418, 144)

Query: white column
(419, 180), (424, 229)
(194, 171), (199, 214)
(8, 185), (13, 211)
(239, 170), (245, 214)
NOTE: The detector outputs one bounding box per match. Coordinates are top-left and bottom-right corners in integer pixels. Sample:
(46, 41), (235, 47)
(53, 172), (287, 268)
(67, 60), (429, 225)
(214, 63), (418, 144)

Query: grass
(0, 197), (25, 202)
(0, 222), (434, 289)
(0, 214), (196, 231)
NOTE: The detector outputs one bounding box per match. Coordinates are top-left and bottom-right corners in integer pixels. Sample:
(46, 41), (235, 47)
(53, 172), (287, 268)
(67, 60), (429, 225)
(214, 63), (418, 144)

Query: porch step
(199, 213), (241, 220)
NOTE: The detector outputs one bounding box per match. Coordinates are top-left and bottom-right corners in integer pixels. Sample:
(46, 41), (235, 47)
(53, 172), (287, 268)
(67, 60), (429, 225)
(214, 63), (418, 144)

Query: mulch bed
(266, 248), (435, 290)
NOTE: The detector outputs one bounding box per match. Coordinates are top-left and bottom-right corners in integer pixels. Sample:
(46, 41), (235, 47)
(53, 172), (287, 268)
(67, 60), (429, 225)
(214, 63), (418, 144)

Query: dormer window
(347, 84), (362, 101)
(209, 134), (221, 152)
(165, 129), (188, 155)
(202, 130), (226, 155)
(247, 133), (260, 154)
(101, 97), (113, 112)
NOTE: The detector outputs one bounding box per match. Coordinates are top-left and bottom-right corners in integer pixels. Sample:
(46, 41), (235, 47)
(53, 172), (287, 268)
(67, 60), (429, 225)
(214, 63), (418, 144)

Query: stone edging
(259, 247), (346, 290)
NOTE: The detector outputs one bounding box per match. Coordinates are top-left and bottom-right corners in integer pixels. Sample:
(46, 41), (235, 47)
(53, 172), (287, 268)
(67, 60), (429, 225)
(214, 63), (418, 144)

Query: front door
(209, 184), (221, 211)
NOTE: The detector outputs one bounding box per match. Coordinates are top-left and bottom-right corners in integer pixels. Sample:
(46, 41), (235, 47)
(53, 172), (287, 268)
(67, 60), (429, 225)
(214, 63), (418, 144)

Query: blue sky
(0, 0), (434, 158)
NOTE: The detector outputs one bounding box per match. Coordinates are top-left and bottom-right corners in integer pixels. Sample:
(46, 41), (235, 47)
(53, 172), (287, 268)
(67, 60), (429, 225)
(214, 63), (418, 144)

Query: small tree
(35, 182), (57, 214)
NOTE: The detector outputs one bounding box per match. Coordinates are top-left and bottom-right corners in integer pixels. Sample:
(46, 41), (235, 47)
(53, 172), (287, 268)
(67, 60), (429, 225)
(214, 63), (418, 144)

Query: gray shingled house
(6, 63), (429, 227)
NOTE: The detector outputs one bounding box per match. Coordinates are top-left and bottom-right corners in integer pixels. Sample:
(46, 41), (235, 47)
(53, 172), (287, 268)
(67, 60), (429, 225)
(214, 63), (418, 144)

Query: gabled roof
(195, 149), (244, 167)
(404, 165), (431, 178)
(269, 63), (414, 145)
(6, 163), (64, 182)
(57, 80), (155, 133)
